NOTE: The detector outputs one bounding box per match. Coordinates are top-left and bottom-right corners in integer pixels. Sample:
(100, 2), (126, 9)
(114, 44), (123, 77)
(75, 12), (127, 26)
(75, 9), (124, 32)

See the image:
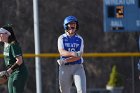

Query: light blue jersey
(58, 33), (84, 64)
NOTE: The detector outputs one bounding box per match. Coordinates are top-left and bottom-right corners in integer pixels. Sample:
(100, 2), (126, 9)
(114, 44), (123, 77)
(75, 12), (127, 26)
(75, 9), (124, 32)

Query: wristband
(10, 63), (20, 71)
(75, 51), (82, 57)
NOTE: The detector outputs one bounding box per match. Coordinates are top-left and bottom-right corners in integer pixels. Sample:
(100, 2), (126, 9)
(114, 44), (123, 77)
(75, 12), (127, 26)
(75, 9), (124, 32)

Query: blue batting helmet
(63, 16), (79, 30)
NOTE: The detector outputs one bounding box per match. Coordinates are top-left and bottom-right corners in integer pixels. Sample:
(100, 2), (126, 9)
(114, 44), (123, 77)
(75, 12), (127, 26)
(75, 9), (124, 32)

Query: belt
(65, 62), (81, 65)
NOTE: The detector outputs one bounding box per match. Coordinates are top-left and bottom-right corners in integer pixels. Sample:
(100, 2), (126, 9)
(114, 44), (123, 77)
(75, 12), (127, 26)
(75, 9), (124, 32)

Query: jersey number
(68, 48), (75, 52)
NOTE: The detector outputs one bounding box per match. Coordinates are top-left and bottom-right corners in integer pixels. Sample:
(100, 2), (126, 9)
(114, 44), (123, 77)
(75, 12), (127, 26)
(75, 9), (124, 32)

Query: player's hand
(0, 71), (9, 79)
(57, 59), (67, 66)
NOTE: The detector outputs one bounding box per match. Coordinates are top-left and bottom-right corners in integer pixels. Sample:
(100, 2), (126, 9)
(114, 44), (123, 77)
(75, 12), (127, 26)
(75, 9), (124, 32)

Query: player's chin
(69, 31), (76, 34)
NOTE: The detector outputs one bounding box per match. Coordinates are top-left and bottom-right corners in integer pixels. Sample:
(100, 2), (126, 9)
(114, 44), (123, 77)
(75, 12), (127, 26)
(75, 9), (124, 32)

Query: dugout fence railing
(0, 52), (139, 93)
(0, 52), (139, 58)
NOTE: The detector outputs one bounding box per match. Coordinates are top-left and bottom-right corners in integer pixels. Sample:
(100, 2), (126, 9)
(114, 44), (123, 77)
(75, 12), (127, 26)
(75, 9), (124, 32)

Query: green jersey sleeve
(11, 43), (22, 57)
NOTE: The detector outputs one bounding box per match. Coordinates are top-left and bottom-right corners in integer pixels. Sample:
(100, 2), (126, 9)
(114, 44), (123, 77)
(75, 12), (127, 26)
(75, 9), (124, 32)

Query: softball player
(57, 16), (86, 93)
(0, 25), (28, 93)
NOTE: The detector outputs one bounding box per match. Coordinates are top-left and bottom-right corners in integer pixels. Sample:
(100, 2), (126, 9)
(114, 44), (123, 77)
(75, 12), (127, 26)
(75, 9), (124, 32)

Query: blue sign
(104, 0), (140, 32)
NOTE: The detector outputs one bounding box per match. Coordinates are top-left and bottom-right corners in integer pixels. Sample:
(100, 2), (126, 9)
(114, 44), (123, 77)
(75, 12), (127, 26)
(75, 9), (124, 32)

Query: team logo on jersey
(65, 43), (79, 48)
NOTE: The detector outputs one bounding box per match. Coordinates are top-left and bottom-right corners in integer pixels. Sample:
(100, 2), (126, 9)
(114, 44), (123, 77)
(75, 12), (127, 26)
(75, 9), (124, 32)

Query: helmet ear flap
(76, 22), (79, 30)
(63, 23), (68, 30)
(65, 24), (68, 30)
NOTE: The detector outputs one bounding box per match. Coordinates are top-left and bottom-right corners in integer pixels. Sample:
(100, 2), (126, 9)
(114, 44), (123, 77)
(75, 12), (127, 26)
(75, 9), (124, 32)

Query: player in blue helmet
(63, 16), (79, 30)
(57, 16), (86, 93)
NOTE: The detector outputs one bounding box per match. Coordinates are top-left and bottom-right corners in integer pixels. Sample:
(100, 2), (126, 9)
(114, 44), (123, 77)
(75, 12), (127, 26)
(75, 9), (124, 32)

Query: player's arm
(57, 54), (82, 65)
(58, 48), (72, 57)
(64, 37), (84, 62)
(58, 48), (82, 61)
(58, 36), (82, 57)
(58, 48), (81, 57)
(65, 56), (81, 62)
(7, 56), (23, 74)
(0, 56), (23, 78)
(7, 43), (23, 74)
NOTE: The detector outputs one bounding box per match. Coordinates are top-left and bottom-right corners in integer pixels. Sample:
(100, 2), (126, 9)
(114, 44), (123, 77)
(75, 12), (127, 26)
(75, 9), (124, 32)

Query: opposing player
(57, 16), (86, 93)
(0, 24), (28, 93)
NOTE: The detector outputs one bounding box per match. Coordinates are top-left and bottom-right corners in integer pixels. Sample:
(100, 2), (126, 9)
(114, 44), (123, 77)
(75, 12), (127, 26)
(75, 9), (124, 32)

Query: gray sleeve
(58, 35), (64, 49)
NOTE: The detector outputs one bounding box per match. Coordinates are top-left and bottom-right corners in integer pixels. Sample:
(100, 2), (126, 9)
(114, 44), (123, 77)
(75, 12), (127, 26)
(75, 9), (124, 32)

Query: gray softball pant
(59, 64), (86, 93)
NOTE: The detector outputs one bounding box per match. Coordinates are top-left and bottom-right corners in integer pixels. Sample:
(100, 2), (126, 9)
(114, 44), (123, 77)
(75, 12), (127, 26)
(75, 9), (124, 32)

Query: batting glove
(57, 59), (67, 66)
(0, 71), (9, 79)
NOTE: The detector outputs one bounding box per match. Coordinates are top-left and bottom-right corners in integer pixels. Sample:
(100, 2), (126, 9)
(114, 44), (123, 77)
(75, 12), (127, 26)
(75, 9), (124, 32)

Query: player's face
(67, 22), (77, 36)
(0, 33), (9, 42)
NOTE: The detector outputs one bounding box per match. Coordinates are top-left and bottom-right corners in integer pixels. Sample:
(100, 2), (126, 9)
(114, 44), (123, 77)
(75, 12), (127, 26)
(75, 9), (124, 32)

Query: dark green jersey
(3, 42), (22, 67)
(3, 42), (28, 93)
